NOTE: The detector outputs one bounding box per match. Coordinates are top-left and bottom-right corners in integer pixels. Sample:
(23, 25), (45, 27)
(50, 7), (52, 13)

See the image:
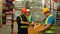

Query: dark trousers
(18, 28), (28, 34)
(11, 24), (13, 34)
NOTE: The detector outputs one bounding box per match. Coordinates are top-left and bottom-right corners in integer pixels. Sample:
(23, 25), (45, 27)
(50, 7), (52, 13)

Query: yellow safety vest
(45, 14), (55, 34)
(19, 16), (28, 28)
(26, 15), (32, 23)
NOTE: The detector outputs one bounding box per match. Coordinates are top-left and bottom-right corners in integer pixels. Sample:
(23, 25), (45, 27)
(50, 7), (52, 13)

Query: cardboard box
(34, 24), (44, 31)
(28, 27), (38, 34)
(28, 24), (44, 34)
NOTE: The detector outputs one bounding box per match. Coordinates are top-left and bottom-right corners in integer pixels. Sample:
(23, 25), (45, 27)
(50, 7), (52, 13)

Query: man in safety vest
(16, 8), (30, 34)
(26, 9), (34, 24)
(26, 9), (34, 28)
(38, 7), (55, 34)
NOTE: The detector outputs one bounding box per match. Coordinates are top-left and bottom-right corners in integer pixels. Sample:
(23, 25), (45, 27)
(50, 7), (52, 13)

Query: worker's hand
(38, 30), (42, 33)
(38, 29), (44, 33)
(35, 23), (39, 25)
(29, 25), (33, 28)
(26, 22), (30, 25)
(21, 21), (29, 25)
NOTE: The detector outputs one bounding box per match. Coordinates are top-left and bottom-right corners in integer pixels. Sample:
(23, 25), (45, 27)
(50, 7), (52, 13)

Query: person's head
(26, 9), (30, 16)
(44, 5), (46, 8)
(21, 8), (27, 15)
(42, 7), (50, 17)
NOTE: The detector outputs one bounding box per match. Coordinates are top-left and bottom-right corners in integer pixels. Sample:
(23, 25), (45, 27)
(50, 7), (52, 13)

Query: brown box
(34, 24), (44, 31)
(28, 24), (44, 34)
(28, 27), (38, 34)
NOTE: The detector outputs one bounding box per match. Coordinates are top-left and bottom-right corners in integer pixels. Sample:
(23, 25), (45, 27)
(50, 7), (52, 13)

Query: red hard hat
(21, 8), (27, 13)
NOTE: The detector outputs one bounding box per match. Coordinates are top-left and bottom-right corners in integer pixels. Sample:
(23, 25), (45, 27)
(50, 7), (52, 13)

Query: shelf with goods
(13, 10), (21, 20)
(2, 0), (14, 25)
(29, 0), (45, 22)
(2, 0), (6, 24)
(2, 13), (6, 24)
(13, 0), (45, 23)
(2, 6), (8, 24)
(5, 11), (13, 25)
(57, 3), (60, 19)
(56, 2), (60, 25)
(6, 14), (12, 20)
(13, 0), (26, 10)
(5, 10), (13, 25)
(13, 0), (27, 21)
(57, 11), (60, 20)
(6, 19), (12, 25)
(56, 16), (60, 26)
(2, 8), (13, 25)
(2, 12), (13, 25)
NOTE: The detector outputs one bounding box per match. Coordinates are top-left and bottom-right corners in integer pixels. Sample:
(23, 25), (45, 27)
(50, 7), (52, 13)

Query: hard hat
(42, 7), (50, 14)
(21, 8), (27, 13)
(27, 9), (30, 12)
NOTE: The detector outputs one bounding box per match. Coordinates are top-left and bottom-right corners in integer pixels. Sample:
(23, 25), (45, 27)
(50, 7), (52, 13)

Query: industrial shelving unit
(13, 0), (45, 23)
(6, 13), (13, 25)
(13, 0), (26, 20)
(2, 0), (6, 24)
(2, 0), (13, 25)
(29, 0), (45, 22)
(57, 3), (60, 26)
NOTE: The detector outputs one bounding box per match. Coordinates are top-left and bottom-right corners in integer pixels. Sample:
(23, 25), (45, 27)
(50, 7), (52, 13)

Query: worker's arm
(16, 16), (29, 25)
(38, 16), (54, 32)
(43, 24), (51, 30)
(20, 21), (29, 25)
(38, 24), (51, 32)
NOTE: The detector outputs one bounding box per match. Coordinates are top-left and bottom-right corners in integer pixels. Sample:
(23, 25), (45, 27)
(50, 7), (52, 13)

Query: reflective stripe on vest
(45, 14), (55, 33)
(27, 15), (32, 23)
(20, 26), (28, 28)
(19, 16), (28, 28)
(19, 16), (23, 21)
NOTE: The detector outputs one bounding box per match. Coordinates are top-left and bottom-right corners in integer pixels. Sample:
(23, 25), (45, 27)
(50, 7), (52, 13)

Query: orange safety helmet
(21, 8), (27, 13)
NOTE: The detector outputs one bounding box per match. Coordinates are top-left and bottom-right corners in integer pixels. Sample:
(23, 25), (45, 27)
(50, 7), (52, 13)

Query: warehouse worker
(26, 9), (34, 24)
(38, 7), (55, 34)
(16, 8), (29, 34)
(26, 9), (34, 27)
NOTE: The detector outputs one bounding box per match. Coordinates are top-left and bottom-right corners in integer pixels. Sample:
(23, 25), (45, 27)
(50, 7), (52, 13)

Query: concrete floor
(56, 26), (60, 34)
(0, 25), (11, 34)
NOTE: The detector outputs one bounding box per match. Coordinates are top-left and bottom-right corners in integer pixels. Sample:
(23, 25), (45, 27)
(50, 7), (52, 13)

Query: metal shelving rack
(2, 0), (7, 25)
(56, 2), (60, 26)
(29, 0), (45, 21)
(13, 0), (45, 23)
(13, 0), (27, 20)
(2, 0), (13, 25)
